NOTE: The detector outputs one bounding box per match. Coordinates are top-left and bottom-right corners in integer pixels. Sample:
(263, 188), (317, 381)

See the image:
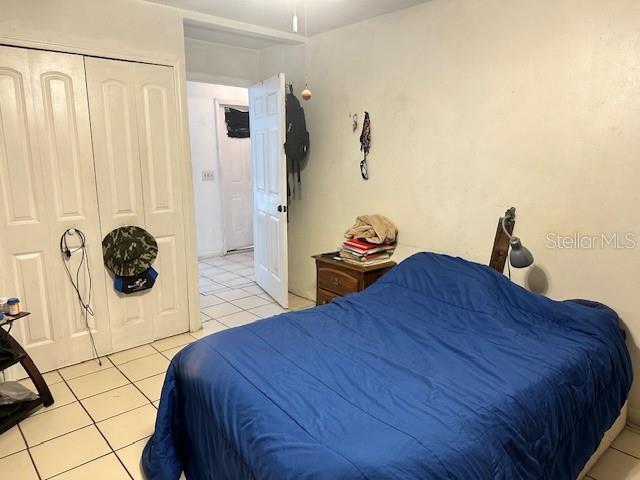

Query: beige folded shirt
(344, 214), (398, 245)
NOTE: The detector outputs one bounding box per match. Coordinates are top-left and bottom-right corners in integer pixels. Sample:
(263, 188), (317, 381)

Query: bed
(142, 253), (632, 479)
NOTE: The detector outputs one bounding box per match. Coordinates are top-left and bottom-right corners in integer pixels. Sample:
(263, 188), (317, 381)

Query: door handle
(277, 205), (288, 213)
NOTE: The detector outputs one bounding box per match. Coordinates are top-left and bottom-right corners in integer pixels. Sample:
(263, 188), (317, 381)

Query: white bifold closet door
(0, 46), (111, 373)
(85, 57), (189, 350)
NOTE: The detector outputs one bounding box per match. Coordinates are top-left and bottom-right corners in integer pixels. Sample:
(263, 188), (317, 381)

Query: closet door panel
(0, 76), (38, 223)
(0, 46), (64, 373)
(134, 63), (188, 339)
(139, 85), (174, 213)
(38, 73), (84, 219)
(0, 49), (42, 228)
(29, 49), (113, 362)
(85, 60), (144, 229)
(85, 58), (151, 349)
(102, 80), (142, 219)
(11, 253), (55, 345)
(154, 235), (179, 315)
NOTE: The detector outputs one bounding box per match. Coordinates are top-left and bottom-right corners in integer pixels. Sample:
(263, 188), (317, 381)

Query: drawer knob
(331, 278), (339, 287)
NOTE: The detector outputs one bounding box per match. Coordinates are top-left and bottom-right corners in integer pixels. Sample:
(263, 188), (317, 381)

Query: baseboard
(198, 250), (223, 260)
(289, 289), (315, 303)
(577, 401), (627, 479)
(627, 405), (640, 428)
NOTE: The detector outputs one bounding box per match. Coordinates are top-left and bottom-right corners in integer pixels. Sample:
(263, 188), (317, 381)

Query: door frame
(0, 36), (201, 334)
(213, 97), (252, 255)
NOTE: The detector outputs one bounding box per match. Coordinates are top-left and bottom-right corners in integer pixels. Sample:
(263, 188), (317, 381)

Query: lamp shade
(509, 237), (534, 268)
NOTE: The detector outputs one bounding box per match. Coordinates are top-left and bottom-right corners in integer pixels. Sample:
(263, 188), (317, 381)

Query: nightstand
(312, 252), (396, 306)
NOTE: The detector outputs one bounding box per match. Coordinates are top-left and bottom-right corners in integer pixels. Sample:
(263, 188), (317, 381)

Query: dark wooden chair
(0, 312), (54, 435)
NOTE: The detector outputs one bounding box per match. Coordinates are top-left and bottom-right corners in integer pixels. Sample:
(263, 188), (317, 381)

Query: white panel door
(133, 62), (189, 340)
(217, 104), (253, 251)
(85, 58), (189, 347)
(0, 46), (111, 374)
(0, 46), (60, 373)
(85, 57), (152, 350)
(249, 74), (288, 307)
(29, 50), (112, 362)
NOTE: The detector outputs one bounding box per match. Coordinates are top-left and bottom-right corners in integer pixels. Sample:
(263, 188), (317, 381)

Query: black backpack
(284, 85), (309, 197)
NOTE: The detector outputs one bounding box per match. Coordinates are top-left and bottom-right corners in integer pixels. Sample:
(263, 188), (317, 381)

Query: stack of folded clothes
(339, 214), (398, 266)
(339, 238), (396, 266)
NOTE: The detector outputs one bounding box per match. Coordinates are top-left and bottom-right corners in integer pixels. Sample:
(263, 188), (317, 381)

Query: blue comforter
(143, 253), (631, 480)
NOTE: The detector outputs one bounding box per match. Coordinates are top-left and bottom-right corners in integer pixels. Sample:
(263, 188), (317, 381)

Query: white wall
(185, 39), (305, 88)
(260, 44), (306, 89)
(187, 81), (249, 257)
(282, 0), (640, 418)
(0, 0), (185, 62)
(185, 38), (260, 86)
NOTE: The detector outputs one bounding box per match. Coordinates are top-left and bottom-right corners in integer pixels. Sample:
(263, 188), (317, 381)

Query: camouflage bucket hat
(102, 226), (158, 277)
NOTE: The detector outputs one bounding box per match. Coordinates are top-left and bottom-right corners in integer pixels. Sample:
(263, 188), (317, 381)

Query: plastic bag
(0, 381), (39, 405)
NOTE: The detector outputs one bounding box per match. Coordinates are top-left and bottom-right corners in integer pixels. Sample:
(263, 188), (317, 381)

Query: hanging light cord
(293, 0), (298, 32)
(305, 0), (308, 40)
(59, 229), (102, 366)
(304, 0), (309, 87)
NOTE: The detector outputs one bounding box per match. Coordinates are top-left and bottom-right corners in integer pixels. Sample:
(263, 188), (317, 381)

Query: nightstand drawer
(317, 267), (359, 295)
(317, 288), (340, 305)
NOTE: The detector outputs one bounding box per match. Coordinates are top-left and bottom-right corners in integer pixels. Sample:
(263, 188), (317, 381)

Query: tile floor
(1, 249), (639, 479)
(197, 250), (315, 329)
(0, 250), (314, 479)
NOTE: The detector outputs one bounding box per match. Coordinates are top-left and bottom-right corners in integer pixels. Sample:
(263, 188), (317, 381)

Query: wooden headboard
(489, 207), (515, 273)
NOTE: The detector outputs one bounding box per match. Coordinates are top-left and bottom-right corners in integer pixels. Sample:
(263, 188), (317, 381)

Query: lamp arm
(501, 216), (512, 240)
(501, 207), (516, 240)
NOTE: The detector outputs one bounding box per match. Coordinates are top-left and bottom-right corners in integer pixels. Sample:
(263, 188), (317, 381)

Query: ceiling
(150, 0), (430, 37)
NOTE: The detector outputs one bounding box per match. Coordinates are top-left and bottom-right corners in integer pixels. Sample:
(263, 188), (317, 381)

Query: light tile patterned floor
(197, 250), (314, 329)
(1, 250), (638, 478)
(0, 250), (314, 479)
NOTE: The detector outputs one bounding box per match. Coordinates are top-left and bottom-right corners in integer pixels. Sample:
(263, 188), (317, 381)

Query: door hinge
(277, 205), (288, 213)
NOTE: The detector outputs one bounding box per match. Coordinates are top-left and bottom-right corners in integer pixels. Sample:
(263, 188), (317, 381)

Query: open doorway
(187, 75), (293, 310)
(182, 9), (317, 319)
(187, 81), (252, 258)
(188, 78), (313, 325)
(180, 17), (314, 334)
